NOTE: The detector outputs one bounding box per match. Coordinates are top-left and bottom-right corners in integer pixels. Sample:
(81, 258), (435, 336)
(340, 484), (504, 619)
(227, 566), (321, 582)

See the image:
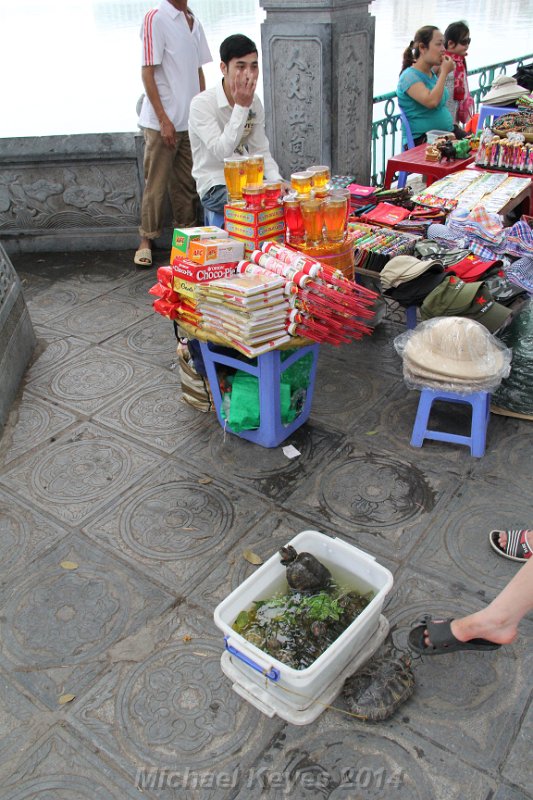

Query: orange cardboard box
(188, 237), (245, 265)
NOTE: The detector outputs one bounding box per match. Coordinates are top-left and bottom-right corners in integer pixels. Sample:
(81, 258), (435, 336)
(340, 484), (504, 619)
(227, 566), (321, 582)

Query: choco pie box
(171, 256), (238, 298)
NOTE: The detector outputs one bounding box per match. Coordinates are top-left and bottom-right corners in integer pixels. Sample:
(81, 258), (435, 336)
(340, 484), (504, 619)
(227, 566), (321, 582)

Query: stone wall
(0, 244), (36, 429)
(0, 133), (145, 255)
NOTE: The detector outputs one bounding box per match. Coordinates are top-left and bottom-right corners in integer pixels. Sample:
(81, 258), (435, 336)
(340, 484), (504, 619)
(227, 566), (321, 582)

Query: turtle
(279, 545), (332, 592)
(341, 648), (415, 722)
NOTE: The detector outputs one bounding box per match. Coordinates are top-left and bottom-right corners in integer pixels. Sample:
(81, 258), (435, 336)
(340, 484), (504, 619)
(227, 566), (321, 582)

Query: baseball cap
(446, 254), (503, 282)
(420, 275), (481, 320)
(385, 265), (446, 307)
(380, 255), (444, 290)
(461, 284), (513, 332)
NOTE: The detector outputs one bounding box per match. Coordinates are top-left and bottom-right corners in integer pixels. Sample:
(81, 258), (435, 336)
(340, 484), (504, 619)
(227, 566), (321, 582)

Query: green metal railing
(371, 54), (533, 186)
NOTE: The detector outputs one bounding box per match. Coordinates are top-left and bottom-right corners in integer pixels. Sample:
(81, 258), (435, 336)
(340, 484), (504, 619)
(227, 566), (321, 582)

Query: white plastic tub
(426, 129), (452, 144)
(213, 530), (393, 724)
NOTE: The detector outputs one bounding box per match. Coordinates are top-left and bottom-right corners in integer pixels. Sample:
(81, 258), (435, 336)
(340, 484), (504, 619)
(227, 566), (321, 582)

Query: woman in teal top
(397, 26), (457, 146)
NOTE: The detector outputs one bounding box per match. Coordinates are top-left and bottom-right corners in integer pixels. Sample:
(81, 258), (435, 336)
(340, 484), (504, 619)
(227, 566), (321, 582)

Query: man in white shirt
(188, 34), (283, 220)
(135, 0), (212, 267)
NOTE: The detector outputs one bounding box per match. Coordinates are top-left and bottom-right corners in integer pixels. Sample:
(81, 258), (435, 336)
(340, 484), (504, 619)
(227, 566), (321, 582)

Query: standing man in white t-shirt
(134, 0), (212, 267)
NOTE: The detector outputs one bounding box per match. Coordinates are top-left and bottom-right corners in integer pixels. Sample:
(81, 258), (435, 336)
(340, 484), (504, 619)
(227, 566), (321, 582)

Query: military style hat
(380, 255), (444, 290)
(461, 283), (513, 333)
(420, 275), (480, 320)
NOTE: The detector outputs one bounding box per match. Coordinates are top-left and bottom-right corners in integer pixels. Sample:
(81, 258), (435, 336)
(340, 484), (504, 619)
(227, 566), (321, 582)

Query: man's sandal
(489, 529), (532, 563)
(408, 616), (501, 655)
(134, 247), (152, 267)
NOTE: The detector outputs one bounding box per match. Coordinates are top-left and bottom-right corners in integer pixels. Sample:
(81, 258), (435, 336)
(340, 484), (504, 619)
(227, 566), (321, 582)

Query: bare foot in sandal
(489, 529), (532, 562)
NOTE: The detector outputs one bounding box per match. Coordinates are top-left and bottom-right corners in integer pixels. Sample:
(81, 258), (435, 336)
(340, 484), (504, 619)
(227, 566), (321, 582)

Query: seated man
(189, 33), (284, 220)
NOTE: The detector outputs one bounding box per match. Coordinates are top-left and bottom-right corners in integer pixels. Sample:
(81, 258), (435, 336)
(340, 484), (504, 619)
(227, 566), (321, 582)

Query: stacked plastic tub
(214, 530), (393, 725)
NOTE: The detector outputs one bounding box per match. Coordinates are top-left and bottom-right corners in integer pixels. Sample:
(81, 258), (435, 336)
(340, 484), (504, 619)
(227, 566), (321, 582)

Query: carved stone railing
(0, 133), (145, 254)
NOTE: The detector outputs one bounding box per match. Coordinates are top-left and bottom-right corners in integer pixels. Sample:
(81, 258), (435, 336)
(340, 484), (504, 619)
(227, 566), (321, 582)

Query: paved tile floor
(1, 250), (532, 799)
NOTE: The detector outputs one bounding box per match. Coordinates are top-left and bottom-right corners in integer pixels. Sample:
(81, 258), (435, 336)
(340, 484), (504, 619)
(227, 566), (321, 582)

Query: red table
(384, 143), (475, 189)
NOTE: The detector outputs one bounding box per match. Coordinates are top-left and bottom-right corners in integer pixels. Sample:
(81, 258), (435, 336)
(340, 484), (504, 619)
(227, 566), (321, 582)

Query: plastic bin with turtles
(214, 529), (394, 725)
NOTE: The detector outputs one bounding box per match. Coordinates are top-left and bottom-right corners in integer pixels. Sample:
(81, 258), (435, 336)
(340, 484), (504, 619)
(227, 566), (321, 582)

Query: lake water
(2, 0), (532, 138)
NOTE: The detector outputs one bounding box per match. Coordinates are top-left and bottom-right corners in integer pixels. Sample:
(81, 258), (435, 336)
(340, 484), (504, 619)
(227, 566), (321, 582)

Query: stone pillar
(0, 244), (36, 430)
(260, 0), (375, 182)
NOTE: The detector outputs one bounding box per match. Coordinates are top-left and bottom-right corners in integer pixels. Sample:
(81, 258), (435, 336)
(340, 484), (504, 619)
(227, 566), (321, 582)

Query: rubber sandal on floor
(408, 616), (501, 655)
(489, 529), (532, 562)
(134, 247), (152, 266)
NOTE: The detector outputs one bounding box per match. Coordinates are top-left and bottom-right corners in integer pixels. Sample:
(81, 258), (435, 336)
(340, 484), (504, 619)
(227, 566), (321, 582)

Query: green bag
(222, 371), (294, 432)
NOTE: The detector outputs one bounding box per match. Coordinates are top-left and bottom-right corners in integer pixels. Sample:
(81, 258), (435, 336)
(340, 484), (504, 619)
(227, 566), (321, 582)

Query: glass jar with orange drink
(307, 165), (331, 190)
(300, 197), (325, 246)
(323, 195), (348, 243)
(224, 156), (247, 202)
(290, 171), (314, 196)
(244, 154), (264, 185)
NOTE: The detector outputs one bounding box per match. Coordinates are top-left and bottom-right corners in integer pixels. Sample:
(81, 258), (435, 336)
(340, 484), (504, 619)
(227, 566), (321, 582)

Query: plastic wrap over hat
(481, 75), (529, 104)
(380, 255), (444, 290)
(420, 275), (480, 319)
(402, 317), (507, 380)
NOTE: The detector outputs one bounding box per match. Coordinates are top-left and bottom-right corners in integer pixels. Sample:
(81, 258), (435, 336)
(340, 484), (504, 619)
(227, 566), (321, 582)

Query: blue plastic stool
(203, 206), (225, 228)
(410, 388), (491, 457)
(199, 341), (319, 447)
(476, 105), (510, 132)
(405, 305), (418, 330)
(397, 109), (416, 189)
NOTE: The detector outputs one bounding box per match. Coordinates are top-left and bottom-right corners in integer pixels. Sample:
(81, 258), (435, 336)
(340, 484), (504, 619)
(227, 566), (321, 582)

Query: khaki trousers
(139, 128), (198, 240)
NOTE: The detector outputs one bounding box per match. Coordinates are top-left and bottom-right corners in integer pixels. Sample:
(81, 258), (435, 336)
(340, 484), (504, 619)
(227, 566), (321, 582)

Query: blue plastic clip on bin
(410, 388), (491, 457)
(476, 105), (511, 133)
(199, 341), (320, 447)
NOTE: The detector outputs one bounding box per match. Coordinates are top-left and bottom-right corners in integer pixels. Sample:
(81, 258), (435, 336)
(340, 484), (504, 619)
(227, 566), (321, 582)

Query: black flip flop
(408, 616), (501, 655)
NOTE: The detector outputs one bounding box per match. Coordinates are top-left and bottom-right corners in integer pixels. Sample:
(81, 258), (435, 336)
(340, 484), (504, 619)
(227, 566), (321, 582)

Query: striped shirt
(138, 2), (212, 132)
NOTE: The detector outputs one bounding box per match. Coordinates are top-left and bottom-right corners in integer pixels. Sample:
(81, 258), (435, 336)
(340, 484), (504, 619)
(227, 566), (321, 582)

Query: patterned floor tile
(69, 609), (284, 800)
(0, 668), (47, 777)
(231, 716), (495, 799)
(183, 421), (344, 503)
(25, 283), (101, 325)
(0, 532), (172, 709)
(310, 355), (397, 433)
(410, 481), (532, 598)
(0, 393), (77, 465)
(40, 293), (152, 344)
(0, 489), (70, 586)
(82, 460), (270, 592)
(382, 569), (533, 772)
(104, 313), (179, 370)
(24, 333), (89, 382)
(501, 699), (533, 796)
(1, 726), (150, 798)
(93, 371), (205, 453)
(26, 345), (157, 416)
(282, 439), (460, 561)
(110, 270), (161, 309)
(0, 422), (160, 526)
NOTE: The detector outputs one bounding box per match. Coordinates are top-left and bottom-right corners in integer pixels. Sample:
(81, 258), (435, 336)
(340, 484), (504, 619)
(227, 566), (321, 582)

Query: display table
(466, 164), (533, 216)
(384, 143), (475, 189)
